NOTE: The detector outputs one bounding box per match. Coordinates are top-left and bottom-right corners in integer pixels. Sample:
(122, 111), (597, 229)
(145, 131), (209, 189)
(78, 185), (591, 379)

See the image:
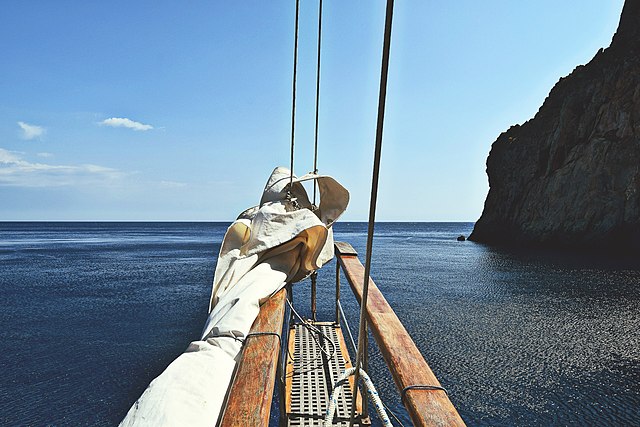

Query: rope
(244, 332), (282, 349)
(289, 0), (301, 196)
(324, 368), (392, 427)
(350, 0), (395, 425)
(312, 0), (323, 206)
(310, 271), (318, 321)
(285, 298), (337, 378)
(379, 398), (407, 427)
(401, 384), (448, 403)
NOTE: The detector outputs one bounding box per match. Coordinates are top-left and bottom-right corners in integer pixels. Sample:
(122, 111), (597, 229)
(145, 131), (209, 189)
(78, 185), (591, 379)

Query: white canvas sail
(120, 167), (348, 426)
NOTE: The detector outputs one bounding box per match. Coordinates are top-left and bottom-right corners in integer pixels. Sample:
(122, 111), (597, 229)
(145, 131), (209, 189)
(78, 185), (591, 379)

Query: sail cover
(120, 167), (349, 426)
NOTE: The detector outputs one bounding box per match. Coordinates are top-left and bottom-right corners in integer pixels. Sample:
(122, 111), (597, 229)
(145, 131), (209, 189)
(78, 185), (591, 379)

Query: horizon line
(0, 219), (477, 223)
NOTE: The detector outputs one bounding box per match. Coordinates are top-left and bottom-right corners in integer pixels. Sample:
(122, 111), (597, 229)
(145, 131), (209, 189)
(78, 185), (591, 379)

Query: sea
(0, 222), (638, 426)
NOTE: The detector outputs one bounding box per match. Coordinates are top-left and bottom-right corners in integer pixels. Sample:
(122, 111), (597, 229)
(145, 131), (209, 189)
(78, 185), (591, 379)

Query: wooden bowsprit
(217, 242), (465, 426)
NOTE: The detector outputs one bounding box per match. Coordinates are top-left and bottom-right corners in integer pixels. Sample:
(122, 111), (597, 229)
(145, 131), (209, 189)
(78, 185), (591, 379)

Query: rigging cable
(312, 0), (323, 206)
(289, 0), (301, 196)
(285, 298), (337, 378)
(349, 0), (395, 426)
(309, 0), (324, 323)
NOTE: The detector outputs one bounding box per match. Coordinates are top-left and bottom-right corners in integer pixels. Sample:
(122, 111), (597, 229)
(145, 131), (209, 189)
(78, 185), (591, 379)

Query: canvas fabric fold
(120, 167), (348, 427)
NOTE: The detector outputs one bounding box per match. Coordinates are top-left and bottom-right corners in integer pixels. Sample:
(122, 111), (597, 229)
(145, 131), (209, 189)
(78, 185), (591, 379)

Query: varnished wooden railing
(217, 288), (287, 427)
(335, 242), (466, 427)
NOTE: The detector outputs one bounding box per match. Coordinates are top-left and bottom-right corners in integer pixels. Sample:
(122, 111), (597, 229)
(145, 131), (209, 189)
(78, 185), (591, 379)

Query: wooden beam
(218, 288), (287, 427)
(336, 248), (466, 427)
(285, 327), (295, 414)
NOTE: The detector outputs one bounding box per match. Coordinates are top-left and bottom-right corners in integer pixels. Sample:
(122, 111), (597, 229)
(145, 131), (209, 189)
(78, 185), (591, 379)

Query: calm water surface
(0, 222), (638, 426)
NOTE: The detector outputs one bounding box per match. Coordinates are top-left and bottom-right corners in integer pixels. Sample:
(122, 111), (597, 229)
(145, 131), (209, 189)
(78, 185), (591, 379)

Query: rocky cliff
(470, 1), (640, 251)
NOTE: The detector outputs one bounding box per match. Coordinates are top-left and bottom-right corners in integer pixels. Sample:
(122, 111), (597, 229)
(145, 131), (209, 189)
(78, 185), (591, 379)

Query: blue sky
(0, 1), (625, 221)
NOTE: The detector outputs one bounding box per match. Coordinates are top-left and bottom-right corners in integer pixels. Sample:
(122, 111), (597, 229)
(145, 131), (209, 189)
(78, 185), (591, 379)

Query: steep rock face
(470, 1), (640, 250)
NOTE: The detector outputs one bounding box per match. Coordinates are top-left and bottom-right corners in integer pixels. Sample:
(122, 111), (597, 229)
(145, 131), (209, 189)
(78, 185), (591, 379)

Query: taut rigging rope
(312, 0), (323, 206)
(310, 0), (324, 322)
(288, 0), (301, 196)
(349, 0), (395, 426)
(288, 0), (324, 206)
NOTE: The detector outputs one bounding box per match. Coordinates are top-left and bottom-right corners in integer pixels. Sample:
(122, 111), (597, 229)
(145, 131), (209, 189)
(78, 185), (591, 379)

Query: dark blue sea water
(0, 222), (638, 426)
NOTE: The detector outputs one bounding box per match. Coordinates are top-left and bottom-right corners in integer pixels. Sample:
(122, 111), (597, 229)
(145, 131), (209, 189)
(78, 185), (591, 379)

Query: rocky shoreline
(470, 1), (640, 251)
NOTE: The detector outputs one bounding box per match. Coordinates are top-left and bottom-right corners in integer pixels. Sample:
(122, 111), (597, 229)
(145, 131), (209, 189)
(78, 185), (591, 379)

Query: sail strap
(349, 0), (395, 426)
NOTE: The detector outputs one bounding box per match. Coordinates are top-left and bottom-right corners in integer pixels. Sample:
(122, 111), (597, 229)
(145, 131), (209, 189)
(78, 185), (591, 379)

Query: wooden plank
(285, 327), (295, 413)
(336, 252), (466, 427)
(218, 288), (287, 427)
(335, 241), (358, 256)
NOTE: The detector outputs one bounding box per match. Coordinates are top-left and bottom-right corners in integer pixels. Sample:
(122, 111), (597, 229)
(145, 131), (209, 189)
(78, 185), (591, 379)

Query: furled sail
(120, 166), (348, 426)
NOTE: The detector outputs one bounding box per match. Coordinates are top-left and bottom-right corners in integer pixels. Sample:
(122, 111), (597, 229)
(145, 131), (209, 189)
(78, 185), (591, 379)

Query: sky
(0, 1), (626, 221)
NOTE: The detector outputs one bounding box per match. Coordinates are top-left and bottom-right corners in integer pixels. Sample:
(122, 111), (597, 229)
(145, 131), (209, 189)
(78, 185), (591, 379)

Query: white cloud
(17, 121), (45, 140)
(37, 152), (53, 158)
(0, 148), (125, 187)
(101, 117), (153, 131)
(0, 149), (22, 164)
